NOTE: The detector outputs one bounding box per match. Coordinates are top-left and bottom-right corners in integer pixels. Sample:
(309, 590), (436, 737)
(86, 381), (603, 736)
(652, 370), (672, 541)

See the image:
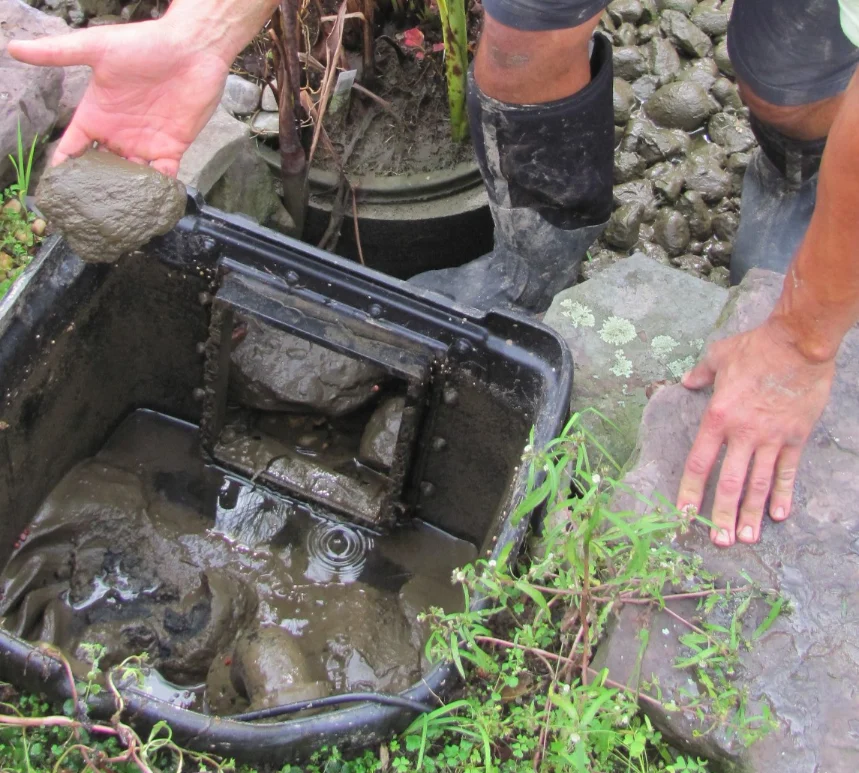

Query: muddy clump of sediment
(36, 150), (186, 263)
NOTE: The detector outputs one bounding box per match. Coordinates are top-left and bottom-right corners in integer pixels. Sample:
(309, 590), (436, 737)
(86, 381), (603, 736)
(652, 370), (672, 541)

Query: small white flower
(592, 474), (601, 485)
(662, 628), (670, 636)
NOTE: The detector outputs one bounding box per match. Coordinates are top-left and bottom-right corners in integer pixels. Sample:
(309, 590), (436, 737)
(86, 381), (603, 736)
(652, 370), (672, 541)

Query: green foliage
(9, 118), (40, 206)
(0, 413), (782, 772)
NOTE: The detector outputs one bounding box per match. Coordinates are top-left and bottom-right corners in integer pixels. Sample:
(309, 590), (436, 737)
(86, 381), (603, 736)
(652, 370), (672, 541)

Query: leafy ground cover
(1, 125), (44, 300)
(0, 413), (782, 773)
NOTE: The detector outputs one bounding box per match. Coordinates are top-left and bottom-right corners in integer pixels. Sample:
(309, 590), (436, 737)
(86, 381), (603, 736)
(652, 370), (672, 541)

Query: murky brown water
(0, 410), (474, 715)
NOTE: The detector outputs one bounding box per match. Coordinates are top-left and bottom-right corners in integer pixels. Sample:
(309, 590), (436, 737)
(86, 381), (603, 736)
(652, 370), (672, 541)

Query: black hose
(226, 692), (436, 722)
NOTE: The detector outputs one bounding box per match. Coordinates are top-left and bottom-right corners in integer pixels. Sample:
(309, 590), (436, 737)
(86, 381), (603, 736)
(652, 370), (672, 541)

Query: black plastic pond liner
(0, 192), (573, 765)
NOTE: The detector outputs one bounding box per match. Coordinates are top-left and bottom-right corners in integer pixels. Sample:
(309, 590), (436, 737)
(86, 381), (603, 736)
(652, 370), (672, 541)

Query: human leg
(409, 5), (613, 313)
(728, 0), (859, 284)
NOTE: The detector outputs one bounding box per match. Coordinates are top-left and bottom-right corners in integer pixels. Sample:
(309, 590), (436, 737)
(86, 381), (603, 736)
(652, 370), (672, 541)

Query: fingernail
(771, 507), (786, 521)
(714, 528), (731, 546)
(739, 525), (754, 542)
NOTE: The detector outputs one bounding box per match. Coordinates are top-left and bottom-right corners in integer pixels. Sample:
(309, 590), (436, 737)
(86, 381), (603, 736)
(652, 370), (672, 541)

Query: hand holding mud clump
(35, 150), (187, 264)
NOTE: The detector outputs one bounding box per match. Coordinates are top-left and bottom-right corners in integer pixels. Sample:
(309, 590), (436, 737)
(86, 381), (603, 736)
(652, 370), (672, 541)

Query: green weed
(0, 413), (780, 772)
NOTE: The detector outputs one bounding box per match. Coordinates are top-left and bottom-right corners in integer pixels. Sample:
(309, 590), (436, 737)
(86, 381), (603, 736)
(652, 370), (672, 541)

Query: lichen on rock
(560, 299), (596, 328)
(599, 315), (638, 346)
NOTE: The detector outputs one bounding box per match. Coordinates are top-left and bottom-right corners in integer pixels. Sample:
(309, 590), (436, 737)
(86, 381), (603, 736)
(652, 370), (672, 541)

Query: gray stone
(599, 268), (859, 771)
(652, 164), (685, 202)
(581, 247), (627, 280)
(604, 202), (645, 250)
(656, 0), (695, 14)
(712, 77), (744, 110)
(57, 62), (90, 129)
(708, 238), (733, 267)
(708, 112), (756, 154)
(646, 37), (681, 84)
(261, 83), (278, 112)
(613, 77), (636, 125)
(637, 121), (692, 164)
(613, 180), (658, 222)
(613, 22), (638, 47)
(221, 74), (261, 116)
(683, 143), (732, 202)
(359, 396), (405, 469)
(250, 111), (280, 137)
(712, 211), (739, 241)
(676, 189), (713, 240)
(614, 151), (646, 184)
(654, 208), (691, 255)
(229, 317), (384, 416)
(35, 150), (187, 263)
(543, 254), (727, 466)
(645, 81), (714, 131)
(660, 10), (713, 58)
(708, 263), (730, 286)
(207, 139), (296, 235)
(78, 0), (120, 16)
(607, 0), (644, 24)
(636, 23), (658, 43)
(676, 57), (719, 92)
(690, 5), (728, 37)
(0, 0), (82, 186)
(636, 239), (671, 265)
(178, 105), (249, 195)
(714, 37), (734, 76)
(727, 150), (752, 174)
(613, 46), (648, 82)
(671, 252), (712, 276)
(638, 0), (658, 21)
(630, 74), (660, 103)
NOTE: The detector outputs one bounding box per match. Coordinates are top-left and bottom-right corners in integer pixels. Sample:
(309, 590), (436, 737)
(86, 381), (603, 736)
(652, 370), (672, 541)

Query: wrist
(161, 0), (279, 67)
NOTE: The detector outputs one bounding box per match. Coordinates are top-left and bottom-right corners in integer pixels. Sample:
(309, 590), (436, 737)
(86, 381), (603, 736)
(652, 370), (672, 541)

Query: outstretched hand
(676, 319), (835, 547)
(8, 19), (232, 176)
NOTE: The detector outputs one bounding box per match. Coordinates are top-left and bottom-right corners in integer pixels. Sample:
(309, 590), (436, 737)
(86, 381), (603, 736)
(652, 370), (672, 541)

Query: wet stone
(708, 112), (756, 154)
(652, 163), (685, 202)
(604, 202), (645, 250)
(714, 37), (734, 76)
(581, 248), (627, 280)
(636, 239), (671, 265)
(654, 208), (691, 255)
(614, 151), (646, 184)
(676, 189), (713, 240)
(359, 396), (405, 469)
(690, 5), (728, 37)
(683, 143), (732, 202)
(608, 0), (644, 24)
(660, 10), (713, 58)
(712, 211), (739, 241)
(230, 317), (384, 416)
(613, 77), (637, 125)
(676, 57), (719, 93)
(613, 21), (639, 47)
(639, 0), (658, 23)
(671, 252), (712, 276)
(631, 74), (661, 103)
(35, 150), (186, 263)
(637, 122), (692, 164)
(708, 264), (730, 286)
(600, 269), (859, 771)
(543, 254), (727, 467)
(727, 150), (752, 174)
(613, 180), (658, 222)
(613, 46), (649, 81)
(646, 37), (681, 84)
(712, 77), (744, 110)
(645, 80), (714, 131)
(708, 238), (733, 267)
(656, 0), (696, 14)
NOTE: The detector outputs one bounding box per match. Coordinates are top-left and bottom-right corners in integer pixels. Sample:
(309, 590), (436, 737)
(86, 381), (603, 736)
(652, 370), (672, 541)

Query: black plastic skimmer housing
(0, 192), (572, 765)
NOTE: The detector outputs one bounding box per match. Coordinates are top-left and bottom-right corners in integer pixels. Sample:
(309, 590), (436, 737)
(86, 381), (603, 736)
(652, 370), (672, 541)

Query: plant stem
(436, 0), (469, 141)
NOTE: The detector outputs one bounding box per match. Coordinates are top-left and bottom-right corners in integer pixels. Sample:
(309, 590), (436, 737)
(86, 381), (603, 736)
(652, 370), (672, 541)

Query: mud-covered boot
(730, 115), (826, 286)
(409, 35), (614, 314)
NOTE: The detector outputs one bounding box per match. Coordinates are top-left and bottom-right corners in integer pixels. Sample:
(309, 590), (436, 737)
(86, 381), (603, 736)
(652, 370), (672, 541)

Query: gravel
(593, 0), (752, 284)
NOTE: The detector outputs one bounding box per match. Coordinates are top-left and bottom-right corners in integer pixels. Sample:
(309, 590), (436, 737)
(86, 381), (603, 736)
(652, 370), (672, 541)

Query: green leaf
(752, 597), (785, 640)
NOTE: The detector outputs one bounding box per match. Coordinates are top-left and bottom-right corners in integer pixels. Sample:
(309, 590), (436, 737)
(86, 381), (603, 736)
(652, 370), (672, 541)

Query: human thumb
(681, 352), (717, 390)
(7, 29), (105, 68)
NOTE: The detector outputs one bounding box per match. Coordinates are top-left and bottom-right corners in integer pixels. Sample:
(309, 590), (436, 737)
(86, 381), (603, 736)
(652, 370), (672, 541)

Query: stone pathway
(554, 269), (859, 771)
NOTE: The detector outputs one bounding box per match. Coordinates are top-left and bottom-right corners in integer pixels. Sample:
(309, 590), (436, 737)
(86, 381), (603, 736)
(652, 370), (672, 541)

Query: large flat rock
(177, 105), (249, 195)
(596, 269), (859, 770)
(543, 253), (727, 467)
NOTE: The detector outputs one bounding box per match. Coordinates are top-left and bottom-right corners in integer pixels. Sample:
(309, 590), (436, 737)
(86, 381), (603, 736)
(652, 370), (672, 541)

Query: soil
(315, 25), (475, 177)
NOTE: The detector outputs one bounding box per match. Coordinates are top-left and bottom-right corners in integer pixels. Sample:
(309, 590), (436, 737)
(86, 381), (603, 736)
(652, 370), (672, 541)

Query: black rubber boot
(730, 115), (826, 286)
(409, 34), (614, 314)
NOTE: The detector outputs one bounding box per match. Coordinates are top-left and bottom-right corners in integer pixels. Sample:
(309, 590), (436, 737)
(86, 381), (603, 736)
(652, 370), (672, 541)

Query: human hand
(7, 19), (232, 176)
(676, 318), (835, 546)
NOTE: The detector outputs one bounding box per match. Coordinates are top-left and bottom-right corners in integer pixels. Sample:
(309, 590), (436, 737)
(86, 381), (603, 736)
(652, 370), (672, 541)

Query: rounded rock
(613, 47), (649, 82)
(251, 111), (279, 136)
(221, 74), (262, 116)
(672, 253), (713, 276)
(712, 211), (739, 241)
(676, 190), (713, 240)
(638, 123), (692, 164)
(647, 37), (681, 85)
(714, 38), (733, 76)
(631, 74), (660, 103)
(261, 84), (278, 112)
(654, 209), (691, 255)
(613, 180), (659, 222)
(708, 240), (734, 267)
(608, 0), (644, 24)
(708, 112), (756, 154)
(614, 151), (646, 183)
(690, 6), (728, 37)
(683, 145), (732, 202)
(613, 77), (637, 125)
(712, 77), (744, 110)
(604, 202), (645, 250)
(613, 22), (639, 47)
(657, 0), (696, 14)
(660, 10), (713, 58)
(645, 81), (713, 131)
